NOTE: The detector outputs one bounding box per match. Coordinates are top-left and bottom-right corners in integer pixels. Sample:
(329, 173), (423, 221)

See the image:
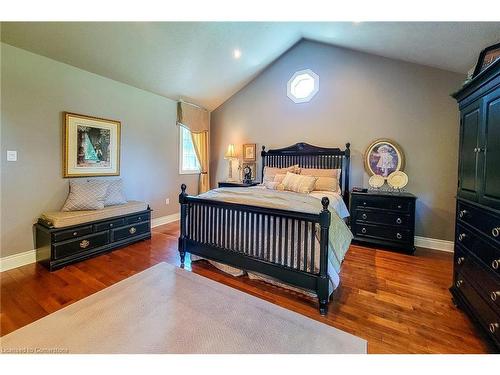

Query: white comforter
(191, 186), (353, 295)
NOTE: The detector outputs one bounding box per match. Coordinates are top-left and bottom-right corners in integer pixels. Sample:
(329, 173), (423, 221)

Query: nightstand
(218, 181), (260, 188)
(350, 190), (416, 254)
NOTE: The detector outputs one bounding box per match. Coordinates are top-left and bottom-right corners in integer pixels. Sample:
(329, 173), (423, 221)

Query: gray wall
(1, 43), (198, 257)
(210, 40), (465, 241)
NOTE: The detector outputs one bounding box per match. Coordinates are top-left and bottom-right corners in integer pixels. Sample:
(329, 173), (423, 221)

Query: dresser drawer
(351, 195), (412, 213)
(458, 201), (500, 246)
(52, 225), (93, 242)
(94, 218), (126, 232)
(456, 224), (500, 276)
(111, 222), (150, 242)
(354, 223), (411, 243)
(354, 209), (410, 227)
(454, 273), (500, 345)
(53, 231), (109, 260)
(457, 244), (500, 311)
(125, 212), (150, 225)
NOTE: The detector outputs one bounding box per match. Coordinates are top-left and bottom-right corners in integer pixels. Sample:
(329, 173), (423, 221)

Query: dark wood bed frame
(178, 142), (351, 314)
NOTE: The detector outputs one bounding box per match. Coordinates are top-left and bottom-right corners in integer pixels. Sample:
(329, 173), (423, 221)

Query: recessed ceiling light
(233, 49), (242, 59)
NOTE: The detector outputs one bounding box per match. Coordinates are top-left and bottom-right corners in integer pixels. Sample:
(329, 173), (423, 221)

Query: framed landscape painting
(63, 112), (121, 177)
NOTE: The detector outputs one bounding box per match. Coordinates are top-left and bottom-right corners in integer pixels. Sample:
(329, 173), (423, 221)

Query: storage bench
(35, 201), (152, 271)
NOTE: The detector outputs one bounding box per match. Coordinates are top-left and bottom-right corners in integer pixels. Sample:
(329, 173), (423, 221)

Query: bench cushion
(41, 201), (148, 228)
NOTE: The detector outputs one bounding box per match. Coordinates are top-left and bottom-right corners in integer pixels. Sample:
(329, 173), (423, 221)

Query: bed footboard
(178, 184), (332, 315)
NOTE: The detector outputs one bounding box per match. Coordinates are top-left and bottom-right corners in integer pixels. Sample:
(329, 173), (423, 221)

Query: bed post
(178, 184), (188, 266)
(260, 145), (266, 182)
(343, 142), (351, 207)
(318, 197), (331, 315)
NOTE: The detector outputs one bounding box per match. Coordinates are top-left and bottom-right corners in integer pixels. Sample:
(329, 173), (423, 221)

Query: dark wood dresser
(350, 191), (416, 254)
(450, 59), (500, 350)
(35, 209), (152, 271)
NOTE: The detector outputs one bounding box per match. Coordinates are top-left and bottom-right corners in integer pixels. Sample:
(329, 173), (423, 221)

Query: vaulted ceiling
(2, 22), (500, 110)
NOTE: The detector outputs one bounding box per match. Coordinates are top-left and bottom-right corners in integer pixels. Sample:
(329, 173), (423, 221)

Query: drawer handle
(492, 259), (500, 270)
(362, 202), (367, 206)
(73, 232), (78, 236)
(492, 227), (500, 238)
(138, 217), (142, 221)
(458, 233), (466, 242)
(489, 323), (499, 334)
(361, 213), (367, 220)
(129, 227), (137, 234)
(79, 239), (90, 249)
(396, 218), (402, 224)
(455, 279), (463, 288)
(361, 227), (367, 234)
(459, 209), (467, 219)
(396, 233), (402, 240)
(490, 291), (500, 301)
(110, 223), (113, 227)
(457, 257), (465, 265)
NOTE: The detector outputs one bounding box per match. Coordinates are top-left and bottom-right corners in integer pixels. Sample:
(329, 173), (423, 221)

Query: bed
(178, 142), (352, 314)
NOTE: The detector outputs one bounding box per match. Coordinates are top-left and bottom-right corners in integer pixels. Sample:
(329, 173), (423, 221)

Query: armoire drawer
(53, 231), (109, 260)
(354, 209), (410, 227)
(456, 244), (500, 311)
(454, 273), (500, 345)
(456, 224), (500, 276)
(457, 200), (500, 247)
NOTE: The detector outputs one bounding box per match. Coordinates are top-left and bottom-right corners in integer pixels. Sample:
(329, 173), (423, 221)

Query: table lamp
(224, 144), (237, 182)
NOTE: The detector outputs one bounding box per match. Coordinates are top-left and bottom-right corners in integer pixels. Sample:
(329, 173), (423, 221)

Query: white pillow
(62, 180), (109, 211)
(263, 165), (299, 183)
(300, 168), (341, 193)
(281, 172), (318, 194)
(104, 179), (127, 206)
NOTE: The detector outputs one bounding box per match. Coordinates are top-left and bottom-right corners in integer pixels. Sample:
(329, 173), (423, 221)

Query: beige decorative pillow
(263, 165), (299, 183)
(264, 181), (285, 191)
(273, 173), (287, 184)
(62, 180), (109, 211)
(281, 172), (318, 194)
(300, 168), (341, 193)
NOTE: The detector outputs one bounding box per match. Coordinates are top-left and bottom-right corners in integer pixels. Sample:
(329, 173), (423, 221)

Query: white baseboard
(414, 236), (454, 253)
(151, 212), (180, 228)
(0, 249), (37, 272)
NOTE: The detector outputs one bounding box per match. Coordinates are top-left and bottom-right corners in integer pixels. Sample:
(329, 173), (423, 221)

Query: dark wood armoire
(450, 59), (500, 351)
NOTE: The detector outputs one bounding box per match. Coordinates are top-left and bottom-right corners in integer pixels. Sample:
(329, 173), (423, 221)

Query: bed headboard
(261, 142), (351, 206)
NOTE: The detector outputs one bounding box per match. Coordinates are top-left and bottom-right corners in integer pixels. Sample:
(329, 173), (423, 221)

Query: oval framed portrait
(364, 138), (405, 178)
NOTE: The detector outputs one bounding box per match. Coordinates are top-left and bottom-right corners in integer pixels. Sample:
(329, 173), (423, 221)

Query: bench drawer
(53, 225), (93, 242)
(53, 231), (109, 260)
(94, 218), (125, 232)
(112, 222), (150, 242)
(125, 212), (150, 225)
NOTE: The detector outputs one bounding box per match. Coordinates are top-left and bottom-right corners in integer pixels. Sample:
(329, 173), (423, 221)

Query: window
(179, 126), (200, 174)
(287, 69), (319, 103)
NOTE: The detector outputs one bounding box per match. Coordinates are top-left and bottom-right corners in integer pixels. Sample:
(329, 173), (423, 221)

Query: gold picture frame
(63, 112), (121, 177)
(364, 138), (405, 178)
(242, 143), (256, 162)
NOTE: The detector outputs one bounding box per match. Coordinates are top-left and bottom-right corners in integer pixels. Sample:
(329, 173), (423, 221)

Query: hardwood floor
(0, 221), (493, 353)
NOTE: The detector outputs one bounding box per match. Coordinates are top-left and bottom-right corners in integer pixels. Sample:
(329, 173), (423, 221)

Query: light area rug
(0, 262), (366, 354)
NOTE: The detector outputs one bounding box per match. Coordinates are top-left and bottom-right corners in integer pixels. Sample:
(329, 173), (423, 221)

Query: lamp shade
(224, 144), (237, 159)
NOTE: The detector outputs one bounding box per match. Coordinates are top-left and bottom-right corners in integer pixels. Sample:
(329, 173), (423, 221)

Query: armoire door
(458, 100), (482, 201)
(479, 88), (500, 209)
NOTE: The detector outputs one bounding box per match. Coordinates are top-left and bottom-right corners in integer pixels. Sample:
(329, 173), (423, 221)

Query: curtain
(177, 101), (210, 193)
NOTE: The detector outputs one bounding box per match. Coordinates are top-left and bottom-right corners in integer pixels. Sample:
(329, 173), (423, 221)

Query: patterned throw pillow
(61, 180), (109, 211)
(104, 179), (127, 206)
(262, 165), (300, 183)
(281, 172), (318, 194)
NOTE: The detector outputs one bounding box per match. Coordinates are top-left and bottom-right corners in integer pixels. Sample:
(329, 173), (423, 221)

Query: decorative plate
(368, 174), (385, 188)
(387, 171), (408, 189)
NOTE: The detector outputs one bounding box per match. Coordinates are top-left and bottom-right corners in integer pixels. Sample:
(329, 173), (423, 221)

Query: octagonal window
(287, 69), (319, 103)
